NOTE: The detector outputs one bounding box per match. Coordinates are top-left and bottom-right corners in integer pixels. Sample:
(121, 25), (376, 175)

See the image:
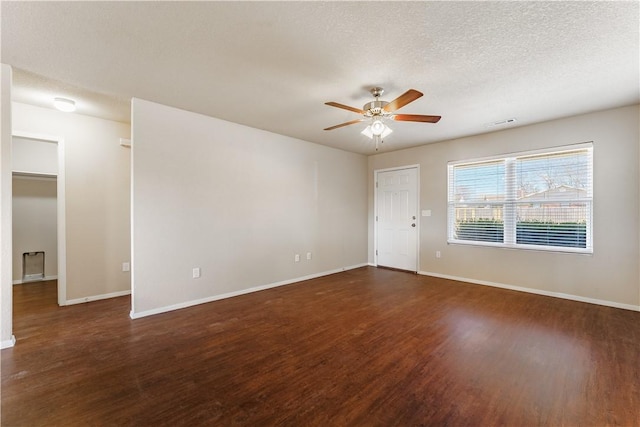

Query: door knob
(411, 223), (416, 227)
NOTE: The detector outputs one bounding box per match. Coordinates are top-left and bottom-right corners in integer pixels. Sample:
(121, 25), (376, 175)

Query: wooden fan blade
(325, 102), (365, 115)
(324, 119), (365, 131)
(383, 89), (423, 112)
(392, 114), (441, 123)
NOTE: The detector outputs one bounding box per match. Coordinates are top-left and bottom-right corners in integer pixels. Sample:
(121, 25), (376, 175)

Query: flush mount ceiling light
(53, 97), (76, 112)
(324, 87), (441, 151)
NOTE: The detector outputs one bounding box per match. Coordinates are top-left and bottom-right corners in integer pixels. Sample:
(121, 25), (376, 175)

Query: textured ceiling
(2, 1), (638, 155)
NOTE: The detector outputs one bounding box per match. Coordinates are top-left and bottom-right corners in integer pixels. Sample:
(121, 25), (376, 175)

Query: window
(448, 143), (593, 253)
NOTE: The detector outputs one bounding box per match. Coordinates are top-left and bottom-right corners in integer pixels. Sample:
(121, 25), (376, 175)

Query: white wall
(1, 64), (15, 347)
(369, 104), (640, 309)
(12, 176), (57, 281)
(12, 136), (58, 175)
(12, 103), (131, 302)
(131, 98), (368, 317)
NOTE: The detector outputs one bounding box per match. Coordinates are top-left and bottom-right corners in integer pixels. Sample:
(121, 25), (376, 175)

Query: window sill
(447, 239), (593, 255)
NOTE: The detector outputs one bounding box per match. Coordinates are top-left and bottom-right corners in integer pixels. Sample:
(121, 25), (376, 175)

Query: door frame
(373, 164), (420, 271)
(12, 131), (66, 306)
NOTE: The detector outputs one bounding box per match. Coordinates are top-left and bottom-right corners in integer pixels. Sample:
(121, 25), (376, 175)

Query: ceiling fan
(324, 87), (441, 150)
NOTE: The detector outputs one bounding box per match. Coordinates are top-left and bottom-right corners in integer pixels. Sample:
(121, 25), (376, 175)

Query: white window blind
(448, 143), (593, 253)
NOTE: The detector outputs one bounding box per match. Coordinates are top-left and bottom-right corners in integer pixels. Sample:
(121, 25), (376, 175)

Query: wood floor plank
(2, 268), (639, 426)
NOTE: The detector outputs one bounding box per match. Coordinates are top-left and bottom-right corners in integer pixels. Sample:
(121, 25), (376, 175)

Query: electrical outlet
(294, 254), (300, 263)
(192, 267), (201, 279)
(436, 251), (441, 258)
(122, 262), (130, 272)
(306, 252), (312, 260)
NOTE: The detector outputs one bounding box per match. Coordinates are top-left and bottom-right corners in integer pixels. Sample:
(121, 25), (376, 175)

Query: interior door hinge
(376, 216), (378, 221)
(376, 250), (378, 256)
(376, 181), (378, 188)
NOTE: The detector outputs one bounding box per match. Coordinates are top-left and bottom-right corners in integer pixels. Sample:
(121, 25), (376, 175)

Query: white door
(376, 167), (418, 271)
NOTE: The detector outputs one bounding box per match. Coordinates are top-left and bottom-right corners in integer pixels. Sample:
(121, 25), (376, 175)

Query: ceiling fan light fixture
(361, 125), (373, 139)
(362, 120), (393, 140)
(371, 120), (385, 136)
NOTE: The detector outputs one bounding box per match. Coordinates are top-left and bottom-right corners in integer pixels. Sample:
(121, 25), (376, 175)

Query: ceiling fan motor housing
(363, 100), (389, 117)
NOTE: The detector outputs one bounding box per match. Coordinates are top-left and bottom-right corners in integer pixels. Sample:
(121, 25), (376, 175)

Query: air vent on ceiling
(486, 118), (517, 128)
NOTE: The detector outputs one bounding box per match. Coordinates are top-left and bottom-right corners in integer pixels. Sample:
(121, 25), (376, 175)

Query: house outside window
(447, 143), (593, 253)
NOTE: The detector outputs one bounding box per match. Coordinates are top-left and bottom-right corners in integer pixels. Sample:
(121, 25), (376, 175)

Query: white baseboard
(418, 270), (640, 312)
(13, 275), (58, 285)
(1, 335), (16, 349)
(130, 263), (369, 319)
(65, 289), (131, 306)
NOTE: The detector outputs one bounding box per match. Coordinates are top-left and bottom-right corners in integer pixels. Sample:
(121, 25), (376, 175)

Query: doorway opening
(12, 132), (66, 306)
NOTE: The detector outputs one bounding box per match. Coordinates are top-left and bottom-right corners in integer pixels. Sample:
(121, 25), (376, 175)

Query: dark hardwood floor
(2, 268), (639, 426)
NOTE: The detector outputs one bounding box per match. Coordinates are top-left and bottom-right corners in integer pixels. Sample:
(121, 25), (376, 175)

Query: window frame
(447, 143), (593, 254)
